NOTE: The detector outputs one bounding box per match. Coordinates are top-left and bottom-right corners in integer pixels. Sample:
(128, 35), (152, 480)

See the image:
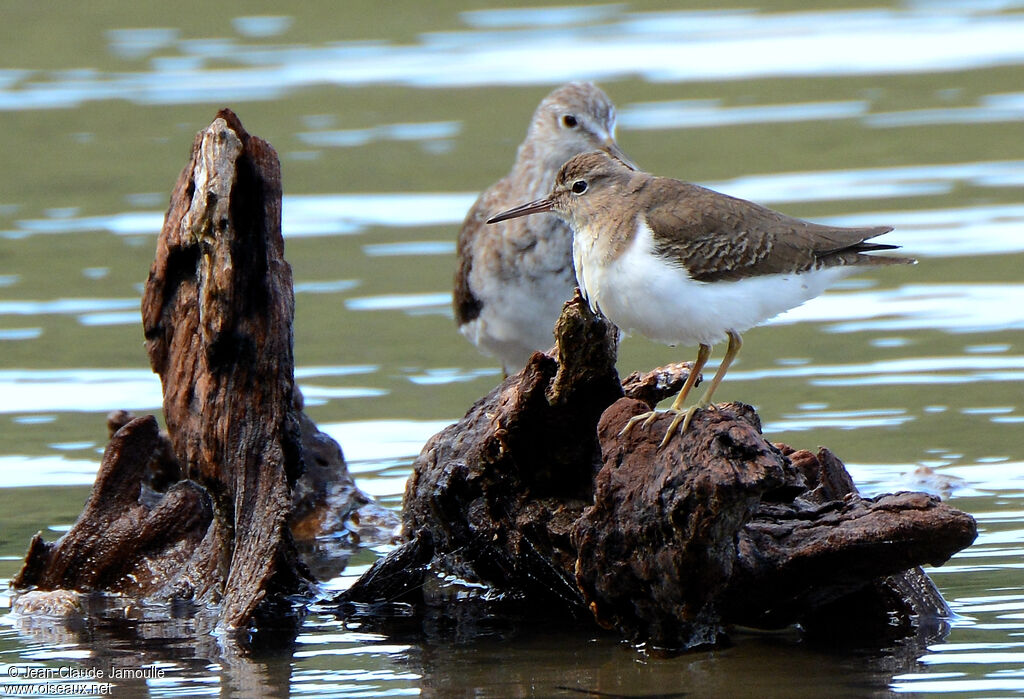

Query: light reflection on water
(726, 354), (1024, 387)
(620, 93), (1024, 131)
(866, 92), (1024, 127)
(5, 163), (1024, 241)
(0, 0), (1021, 696)
(345, 292), (451, 313)
(620, 98), (871, 129)
(0, 455), (104, 487)
(5, 4), (1024, 106)
(0, 414), (449, 491)
(298, 119), (461, 148)
(6, 193), (480, 238)
(701, 161), (1024, 208)
(770, 284), (1024, 335)
(0, 1), (1020, 176)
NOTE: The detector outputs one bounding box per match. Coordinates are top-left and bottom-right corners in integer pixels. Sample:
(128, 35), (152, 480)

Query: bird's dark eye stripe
(572, 180), (588, 194)
(562, 115), (578, 128)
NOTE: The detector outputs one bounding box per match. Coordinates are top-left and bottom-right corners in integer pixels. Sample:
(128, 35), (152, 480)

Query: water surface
(0, 1), (1022, 696)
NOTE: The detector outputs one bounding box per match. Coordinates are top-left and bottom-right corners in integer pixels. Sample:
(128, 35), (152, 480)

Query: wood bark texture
(12, 110), (337, 633)
(340, 295), (977, 649)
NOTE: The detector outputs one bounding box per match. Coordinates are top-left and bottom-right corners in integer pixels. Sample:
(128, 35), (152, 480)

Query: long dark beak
(601, 139), (637, 170)
(486, 197), (554, 224)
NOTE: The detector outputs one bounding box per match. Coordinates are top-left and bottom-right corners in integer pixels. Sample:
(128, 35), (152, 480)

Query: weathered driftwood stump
(338, 293), (977, 650)
(12, 109), (386, 635)
(578, 401), (972, 647)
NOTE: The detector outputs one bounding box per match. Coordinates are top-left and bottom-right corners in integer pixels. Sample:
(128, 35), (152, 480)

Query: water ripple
(7, 164), (1023, 245)
(619, 99), (868, 130)
(345, 292), (451, 313)
(0, 298), (138, 316)
(0, 367), (388, 414)
(867, 92), (1024, 127)
(825, 203), (1024, 258)
(2, 6), (1024, 108)
(731, 354), (1024, 384)
(771, 284), (1024, 335)
(0, 456), (101, 488)
(764, 408), (913, 433)
(703, 161), (1024, 207)
(363, 241), (454, 257)
(298, 120), (461, 148)
(0, 328), (42, 341)
(318, 419), (453, 466)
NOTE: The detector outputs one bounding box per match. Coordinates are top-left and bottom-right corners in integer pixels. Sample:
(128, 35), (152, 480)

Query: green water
(0, 1), (1022, 696)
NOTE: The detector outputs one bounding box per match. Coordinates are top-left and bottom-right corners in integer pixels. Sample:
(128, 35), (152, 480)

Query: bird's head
(487, 151), (635, 227)
(526, 82), (633, 170)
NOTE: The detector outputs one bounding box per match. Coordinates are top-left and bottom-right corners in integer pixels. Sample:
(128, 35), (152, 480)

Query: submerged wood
(12, 109), (387, 634)
(338, 294), (977, 650)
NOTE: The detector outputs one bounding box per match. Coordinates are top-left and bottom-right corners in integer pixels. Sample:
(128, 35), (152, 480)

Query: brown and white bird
(488, 151), (914, 445)
(454, 82), (632, 375)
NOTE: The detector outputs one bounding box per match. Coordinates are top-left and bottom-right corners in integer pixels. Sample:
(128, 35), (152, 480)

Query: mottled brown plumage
(454, 83), (631, 375)
(540, 152), (914, 281)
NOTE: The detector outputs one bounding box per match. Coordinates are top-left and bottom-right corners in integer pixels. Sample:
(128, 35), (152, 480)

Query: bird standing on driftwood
(488, 151), (914, 445)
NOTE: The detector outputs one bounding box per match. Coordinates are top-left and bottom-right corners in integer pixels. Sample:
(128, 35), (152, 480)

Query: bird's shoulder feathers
(642, 178), (911, 281)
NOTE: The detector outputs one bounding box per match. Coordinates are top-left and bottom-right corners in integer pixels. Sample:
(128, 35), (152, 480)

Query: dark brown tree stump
(337, 295), (977, 650)
(387, 294), (623, 611)
(141, 108), (309, 628)
(13, 415), (213, 597)
(11, 109), (387, 635)
(577, 400), (975, 648)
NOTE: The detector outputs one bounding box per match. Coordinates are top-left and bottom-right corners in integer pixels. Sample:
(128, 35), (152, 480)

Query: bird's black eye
(571, 180), (588, 194)
(562, 114), (578, 128)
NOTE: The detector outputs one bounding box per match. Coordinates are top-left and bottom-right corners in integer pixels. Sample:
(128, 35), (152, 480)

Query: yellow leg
(669, 344), (711, 412)
(700, 330), (743, 407)
(619, 343), (711, 438)
(673, 330), (743, 439)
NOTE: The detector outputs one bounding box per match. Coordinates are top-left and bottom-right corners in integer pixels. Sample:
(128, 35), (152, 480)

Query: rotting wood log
(578, 400), (975, 648)
(12, 109), (393, 635)
(359, 293), (624, 613)
(13, 415), (213, 596)
(336, 294), (977, 651)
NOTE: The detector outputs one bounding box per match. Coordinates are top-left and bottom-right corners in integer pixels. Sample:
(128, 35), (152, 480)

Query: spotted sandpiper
(454, 82), (633, 375)
(488, 151), (915, 446)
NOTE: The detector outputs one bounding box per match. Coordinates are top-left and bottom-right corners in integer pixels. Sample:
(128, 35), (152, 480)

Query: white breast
(574, 220), (854, 347)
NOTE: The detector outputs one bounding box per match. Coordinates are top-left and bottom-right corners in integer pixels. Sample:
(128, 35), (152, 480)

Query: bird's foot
(655, 405), (712, 448)
(620, 406), (701, 448)
(659, 409), (692, 448)
(621, 402), (718, 447)
(618, 409), (660, 437)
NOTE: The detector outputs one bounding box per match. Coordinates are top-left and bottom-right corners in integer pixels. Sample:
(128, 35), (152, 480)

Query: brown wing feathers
(646, 179), (913, 282)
